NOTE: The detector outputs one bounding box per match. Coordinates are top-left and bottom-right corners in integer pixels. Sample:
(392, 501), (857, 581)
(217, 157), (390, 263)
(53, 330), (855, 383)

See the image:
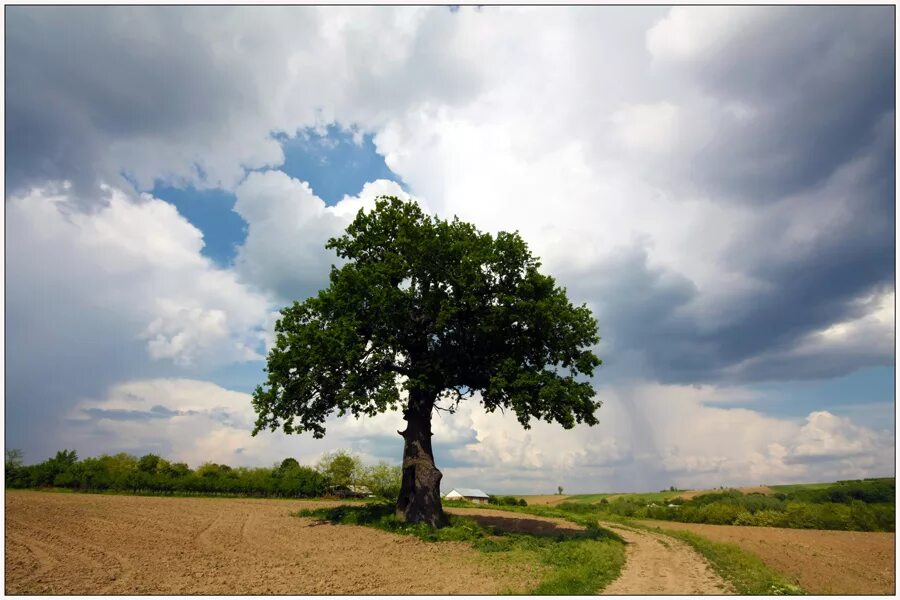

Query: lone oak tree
(251, 197), (601, 527)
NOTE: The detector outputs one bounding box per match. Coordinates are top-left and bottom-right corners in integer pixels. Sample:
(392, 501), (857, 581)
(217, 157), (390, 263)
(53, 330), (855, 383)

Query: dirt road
(6, 491), (507, 595)
(600, 522), (733, 595)
(448, 507), (733, 595)
(637, 519), (895, 595)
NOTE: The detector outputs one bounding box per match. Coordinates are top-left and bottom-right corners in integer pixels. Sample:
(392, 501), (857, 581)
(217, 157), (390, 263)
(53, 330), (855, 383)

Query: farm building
(444, 488), (490, 504)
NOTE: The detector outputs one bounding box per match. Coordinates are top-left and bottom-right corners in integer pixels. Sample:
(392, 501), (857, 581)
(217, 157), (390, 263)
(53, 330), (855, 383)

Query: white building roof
(446, 487), (489, 498)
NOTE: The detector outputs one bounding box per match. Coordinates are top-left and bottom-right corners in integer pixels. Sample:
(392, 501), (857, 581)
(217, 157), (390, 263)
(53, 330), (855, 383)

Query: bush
(488, 495), (524, 507)
(361, 462), (402, 500)
(582, 484), (895, 532)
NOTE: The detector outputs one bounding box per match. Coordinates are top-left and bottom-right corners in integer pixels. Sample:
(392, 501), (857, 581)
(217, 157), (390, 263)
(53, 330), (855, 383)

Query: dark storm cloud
(563, 7), (896, 385)
(6, 7), (256, 195)
(570, 127), (893, 385)
(5, 6), (485, 197)
(4, 5), (895, 478)
(658, 7), (895, 201)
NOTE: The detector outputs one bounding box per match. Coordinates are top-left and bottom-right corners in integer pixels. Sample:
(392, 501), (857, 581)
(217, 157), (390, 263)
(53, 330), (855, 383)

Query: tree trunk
(396, 388), (448, 527)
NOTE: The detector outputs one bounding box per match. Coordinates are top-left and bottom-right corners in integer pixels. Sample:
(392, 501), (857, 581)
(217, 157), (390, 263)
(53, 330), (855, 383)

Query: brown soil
(5, 490), (511, 595)
(516, 494), (572, 506)
(600, 523), (734, 595)
(637, 519), (896, 595)
(450, 508), (733, 595)
(446, 506), (584, 536)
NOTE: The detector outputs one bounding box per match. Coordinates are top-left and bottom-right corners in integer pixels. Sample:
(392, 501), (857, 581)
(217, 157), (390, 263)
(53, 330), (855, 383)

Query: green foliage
(252, 196), (601, 439)
(551, 480), (895, 532)
(137, 453), (162, 473)
(361, 461), (402, 499)
(488, 495), (527, 507)
(6, 449), (328, 499)
(421, 499), (805, 595)
(298, 503), (625, 594)
(278, 457), (300, 472)
(5, 448), (24, 470)
(316, 450), (363, 488)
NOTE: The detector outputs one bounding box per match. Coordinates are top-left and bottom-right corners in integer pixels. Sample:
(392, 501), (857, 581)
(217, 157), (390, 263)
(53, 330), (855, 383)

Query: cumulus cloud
(438, 384), (894, 493)
(67, 379), (410, 468)
(6, 183), (276, 458)
(8, 6), (893, 385)
(644, 6), (894, 199)
(233, 171), (416, 303)
(366, 6), (894, 384)
(65, 378), (893, 493)
(5, 6), (485, 196)
(6, 6), (894, 485)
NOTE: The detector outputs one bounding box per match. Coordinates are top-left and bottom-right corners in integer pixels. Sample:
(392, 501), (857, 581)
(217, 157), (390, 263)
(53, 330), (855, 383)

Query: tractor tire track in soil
(5, 491), (507, 595)
(599, 522), (733, 595)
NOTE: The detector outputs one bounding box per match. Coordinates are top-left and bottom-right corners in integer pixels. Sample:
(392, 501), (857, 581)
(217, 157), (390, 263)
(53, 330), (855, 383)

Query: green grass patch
(297, 503), (625, 594)
(648, 526), (803, 595)
(447, 503), (801, 595)
(563, 493), (618, 504)
(768, 482), (837, 493)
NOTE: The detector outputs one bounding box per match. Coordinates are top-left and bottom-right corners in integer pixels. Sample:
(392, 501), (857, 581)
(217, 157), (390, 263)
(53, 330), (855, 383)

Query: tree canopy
(252, 196), (601, 437)
(251, 196), (602, 525)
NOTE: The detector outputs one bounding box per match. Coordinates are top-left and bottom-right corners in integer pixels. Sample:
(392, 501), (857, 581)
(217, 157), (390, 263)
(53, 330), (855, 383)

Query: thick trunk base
(395, 395), (448, 528)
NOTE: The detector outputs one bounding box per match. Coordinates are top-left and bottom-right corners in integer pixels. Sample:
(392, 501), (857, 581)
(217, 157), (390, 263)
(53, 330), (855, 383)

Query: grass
(297, 502), (626, 594)
(768, 482), (839, 493)
(636, 524), (804, 595)
(464, 501), (805, 595)
(563, 490), (685, 504)
(454, 501), (806, 595)
(562, 493), (619, 503)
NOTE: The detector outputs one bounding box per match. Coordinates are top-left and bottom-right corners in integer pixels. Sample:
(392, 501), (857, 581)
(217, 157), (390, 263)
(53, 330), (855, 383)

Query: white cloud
(437, 384), (892, 493)
(65, 378), (893, 494)
(233, 170), (416, 302)
(68, 378), (410, 468)
(646, 7), (772, 64)
(7, 183), (274, 370)
(610, 102), (682, 154)
(6, 6), (894, 485)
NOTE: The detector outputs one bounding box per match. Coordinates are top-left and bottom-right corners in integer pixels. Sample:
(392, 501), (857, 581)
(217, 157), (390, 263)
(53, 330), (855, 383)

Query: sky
(5, 5), (895, 494)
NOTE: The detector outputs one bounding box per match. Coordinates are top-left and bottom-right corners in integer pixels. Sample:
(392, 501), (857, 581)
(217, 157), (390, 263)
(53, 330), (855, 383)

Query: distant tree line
(558, 479), (895, 532)
(4, 448), (401, 500)
(488, 495), (528, 507)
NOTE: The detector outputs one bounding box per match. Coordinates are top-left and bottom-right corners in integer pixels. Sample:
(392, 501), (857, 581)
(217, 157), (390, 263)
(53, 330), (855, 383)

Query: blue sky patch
(152, 185), (247, 267)
(154, 124), (404, 266)
(275, 124), (405, 206)
(746, 366), (894, 430)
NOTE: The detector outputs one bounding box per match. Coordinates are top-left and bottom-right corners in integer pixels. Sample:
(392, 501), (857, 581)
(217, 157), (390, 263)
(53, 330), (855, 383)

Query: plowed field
(637, 519), (895, 595)
(5, 491), (511, 595)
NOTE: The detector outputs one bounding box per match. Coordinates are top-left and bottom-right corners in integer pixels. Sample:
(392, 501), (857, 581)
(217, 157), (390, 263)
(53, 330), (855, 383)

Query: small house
(444, 488), (490, 504)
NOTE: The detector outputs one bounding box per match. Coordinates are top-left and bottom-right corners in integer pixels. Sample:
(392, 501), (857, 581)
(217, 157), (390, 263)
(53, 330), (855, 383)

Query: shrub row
(561, 479), (895, 532)
(488, 495), (528, 507)
(6, 449), (401, 500)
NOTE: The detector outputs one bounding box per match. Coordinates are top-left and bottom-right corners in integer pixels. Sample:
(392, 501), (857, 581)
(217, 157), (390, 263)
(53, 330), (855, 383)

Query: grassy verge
(445, 500), (804, 594)
(297, 503), (625, 594)
(442, 498), (604, 527)
(628, 522), (803, 595)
